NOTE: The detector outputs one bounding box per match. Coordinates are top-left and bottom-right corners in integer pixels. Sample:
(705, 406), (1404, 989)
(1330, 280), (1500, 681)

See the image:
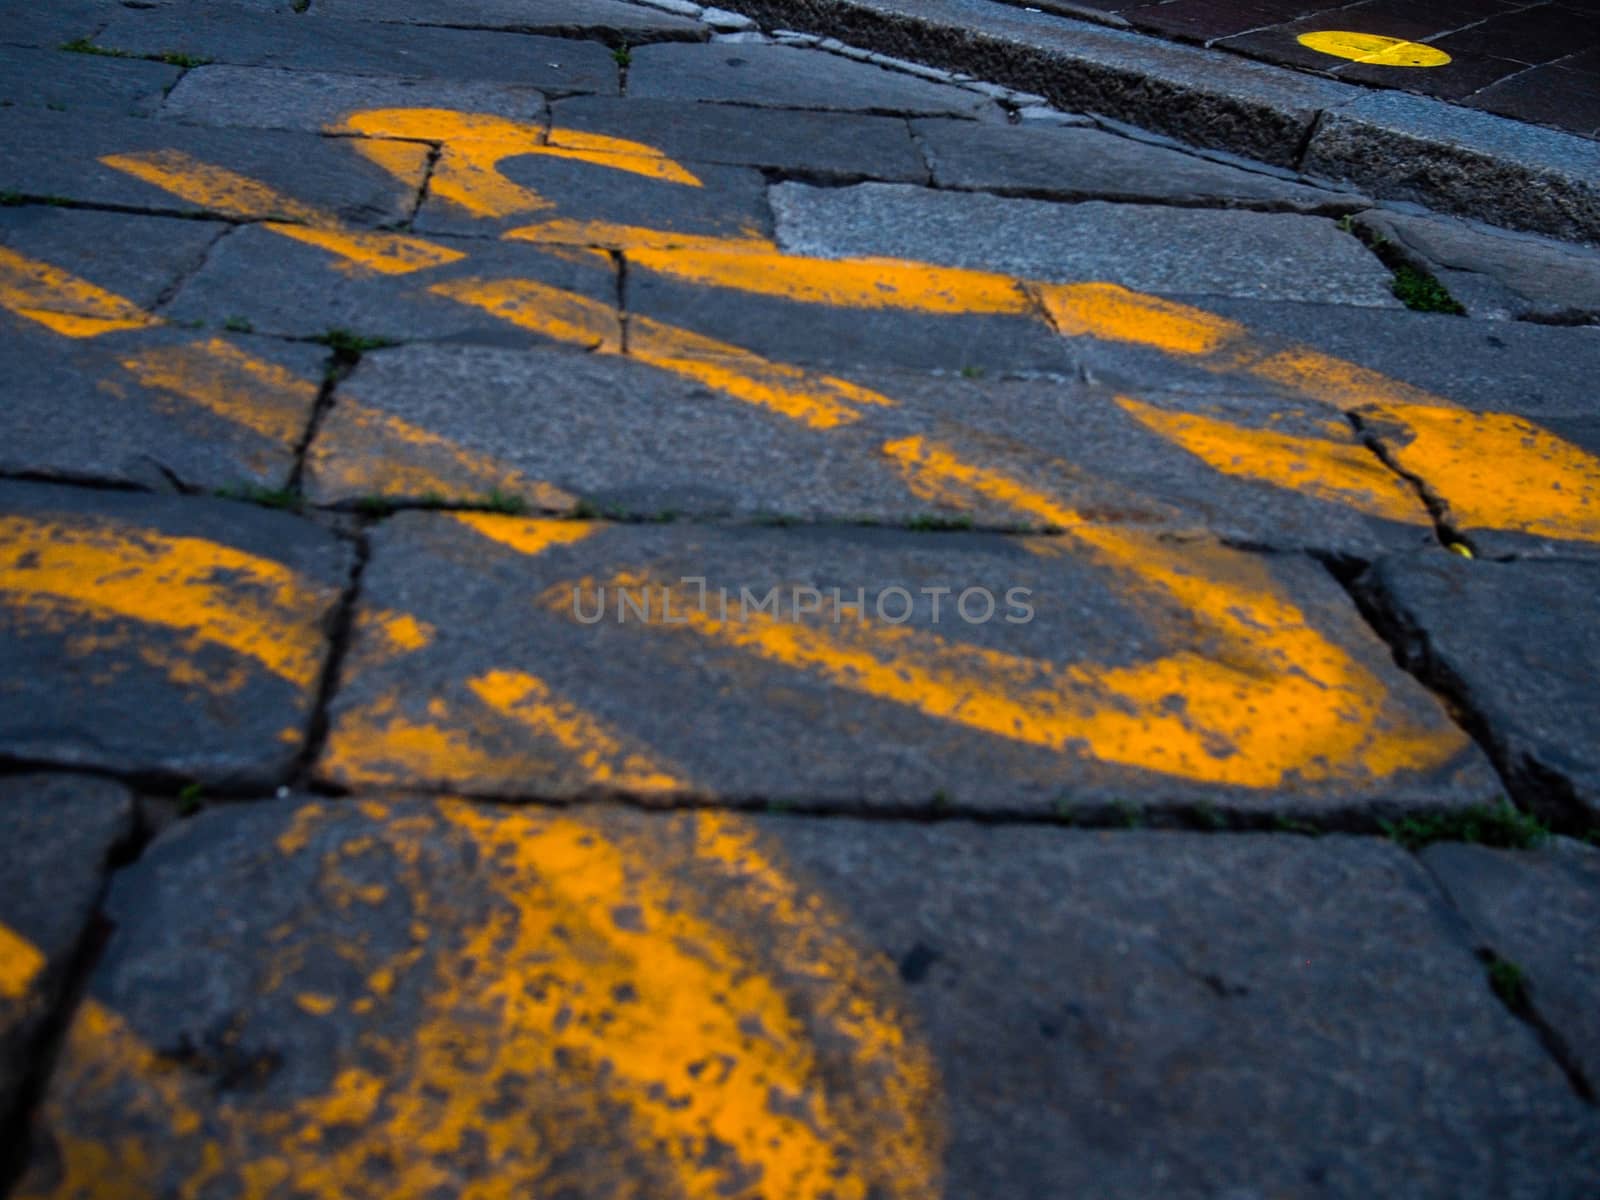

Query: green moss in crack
(1390, 264), (1466, 315)
(1381, 801), (1548, 851)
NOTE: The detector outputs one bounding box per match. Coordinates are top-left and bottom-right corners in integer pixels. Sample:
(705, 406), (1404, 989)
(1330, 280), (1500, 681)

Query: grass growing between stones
(59, 38), (211, 68)
(216, 483), (304, 512)
(1390, 264), (1467, 315)
(1381, 801), (1549, 851)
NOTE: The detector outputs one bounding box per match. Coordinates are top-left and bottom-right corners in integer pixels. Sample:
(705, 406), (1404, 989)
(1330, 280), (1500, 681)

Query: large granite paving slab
(627, 41), (1001, 117)
(0, 482), (353, 789)
(304, 343), (1437, 560)
(159, 66), (552, 134)
(315, 515), (1493, 814)
(14, 800), (1598, 1197)
(770, 182), (1400, 305)
(550, 96), (927, 182)
(0, 108), (422, 224)
(1421, 838), (1600, 1096)
(90, 4), (622, 88)
(0, 46), (182, 118)
(162, 226), (619, 343)
(1357, 555), (1600, 828)
(911, 117), (1364, 212)
(0, 0), (119, 50)
(0, 774), (134, 1127)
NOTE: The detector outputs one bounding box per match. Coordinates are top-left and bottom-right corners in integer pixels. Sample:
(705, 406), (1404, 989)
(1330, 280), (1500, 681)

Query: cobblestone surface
(0, 1), (1596, 1195)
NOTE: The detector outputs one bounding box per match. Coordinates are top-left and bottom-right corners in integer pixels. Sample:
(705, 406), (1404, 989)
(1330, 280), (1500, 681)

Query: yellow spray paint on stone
(1298, 31), (1451, 67)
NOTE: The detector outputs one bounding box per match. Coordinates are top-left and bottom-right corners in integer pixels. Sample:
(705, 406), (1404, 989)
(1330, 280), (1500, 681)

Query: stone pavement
(1, 0), (1599, 1196)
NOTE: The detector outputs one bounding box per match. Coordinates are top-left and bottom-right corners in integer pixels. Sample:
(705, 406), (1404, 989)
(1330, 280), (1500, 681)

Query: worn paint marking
(0, 246), (158, 338)
(448, 512), (601, 556)
(0, 514), (331, 691)
(120, 338), (319, 446)
(1298, 30), (1451, 67)
(0, 920), (46, 1003)
(1116, 396), (1432, 525)
(99, 150), (460, 275)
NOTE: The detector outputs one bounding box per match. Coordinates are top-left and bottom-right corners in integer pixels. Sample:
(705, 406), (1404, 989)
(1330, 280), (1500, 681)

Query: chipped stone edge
(688, 0), (1600, 246)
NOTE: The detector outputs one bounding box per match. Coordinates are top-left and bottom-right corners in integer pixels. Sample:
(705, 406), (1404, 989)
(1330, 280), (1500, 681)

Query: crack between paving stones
(1343, 409), (1469, 554)
(150, 221), (234, 315)
(287, 346), (361, 496)
(287, 529), (370, 794)
(0, 814), (146, 1200)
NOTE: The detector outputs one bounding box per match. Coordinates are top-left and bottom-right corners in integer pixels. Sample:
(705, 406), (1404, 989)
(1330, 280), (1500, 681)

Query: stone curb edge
(651, 0), (1600, 247)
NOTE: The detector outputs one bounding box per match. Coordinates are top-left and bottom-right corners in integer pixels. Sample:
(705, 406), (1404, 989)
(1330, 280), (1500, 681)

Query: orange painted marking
(0, 246), (158, 337)
(1115, 396), (1432, 525)
(0, 921), (46, 1002)
(448, 512), (600, 556)
(1299, 30), (1451, 67)
(99, 150), (461, 275)
(120, 338), (319, 445)
(427, 276), (622, 350)
(505, 217), (776, 254)
(0, 514), (333, 693)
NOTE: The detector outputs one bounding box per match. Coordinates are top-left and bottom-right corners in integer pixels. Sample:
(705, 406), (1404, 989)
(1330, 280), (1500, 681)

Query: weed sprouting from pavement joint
(959, 365), (986, 380)
(931, 789), (953, 813)
(315, 329), (399, 356)
(59, 37), (130, 57)
(481, 488), (530, 516)
(1479, 949), (1531, 1010)
(1052, 795), (1076, 825)
(1381, 801), (1549, 851)
(1390, 264), (1466, 315)
(613, 44), (633, 67)
(60, 38), (211, 68)
(215, 483), (304, 513)
(907, 514), (975, 532)
(156, 52), (211, 68)
(175, 782), (204, 817)
(223, 316), (253, 333)
(1272, 816), (1321, 836)
(1115, 800), (1143, 829)
(355, 495), (398, 518)
(291, 0), (310, 10)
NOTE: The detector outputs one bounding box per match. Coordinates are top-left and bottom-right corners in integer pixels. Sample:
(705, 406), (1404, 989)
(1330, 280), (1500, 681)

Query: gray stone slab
(1356, 209), (1600, 323)
(91, 4), (622, 88)
(160, 66), (552, 134)
(0, 481), (352, 788)
(23, 800), (1599, 1197)
(770, 182), (1400, 305)
(162, 225), (618, 343)
(0, 46), (182, 117)
(316, 514), (1493, 813)
(1357, 556), (1600, 827)
(1074, 297), (1600, 421)
(0, 0), (117, 50)
(728, 0), (1356, 165)
(0, 108), (420, 224)
(1304, 91), (1600, 246)
(912, 117), (1364, 212)
(551, 96), (927, 181)
(303, 343), (1438, 560)
(0, 773), (133, 1125)
(1423, 839), (1600, 1094)
(0, 318), (326, 491)
(0, 205), (224, 315)
(627, 41), (1002, 117)
(412, 153), (771, 241)
(311, 0), (708, 39)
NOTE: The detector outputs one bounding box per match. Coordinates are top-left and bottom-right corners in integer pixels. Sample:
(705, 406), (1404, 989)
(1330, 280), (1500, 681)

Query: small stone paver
(0, 773), (134, 1125)
(0, 481), (353, 789)
(315, 513), (1494, 815)
(15, 799), (1598, 1198)
(627, 41), (1004, 117)
(1357, 555), (1600, 826)
(1420, 837), (1600, 1095)
(160, 67), (552, 134)
(911, 116), (1364, 211)
(770, 182), (1401, 304)
(0, 47), (182, 118)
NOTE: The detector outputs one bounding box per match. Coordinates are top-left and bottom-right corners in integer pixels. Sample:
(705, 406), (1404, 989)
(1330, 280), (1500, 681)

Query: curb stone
(713, 0), (1600, 246)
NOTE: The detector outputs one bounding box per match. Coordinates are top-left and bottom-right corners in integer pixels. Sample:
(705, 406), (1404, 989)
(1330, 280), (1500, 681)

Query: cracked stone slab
(0, 773), (134, 1125)
(0, 318), (327, 491)
(1303, 91), (1600, 245)
(0, 47), (182, 118)
(162, 226), (619, 343)
(0, 481), (352, 789)
(316, 514), (1493, 813)
(159, 67), (553, 134)
(310, 0), (709, 39)
(771, 182), (1400, 305)
(412, 155), (772, 242)
(90, 4), (622, 87)
(1421, 838), (1600, 1095)
(729, 0), (1356, 164)
(1357, 555), (1600, 827)
(1355, 209), (1600, 324)
(303, 343), (1436, 560)
(549, 96), (927, 181)
(627, 42), (1004, 117)
(911, 117), (1364, 212)
(0, 108), (422, 225)
(20, 800), (1600, 1198)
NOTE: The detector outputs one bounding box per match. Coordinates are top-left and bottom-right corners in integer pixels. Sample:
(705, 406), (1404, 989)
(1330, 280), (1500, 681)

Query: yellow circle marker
(1298, 30), (1451, 68)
